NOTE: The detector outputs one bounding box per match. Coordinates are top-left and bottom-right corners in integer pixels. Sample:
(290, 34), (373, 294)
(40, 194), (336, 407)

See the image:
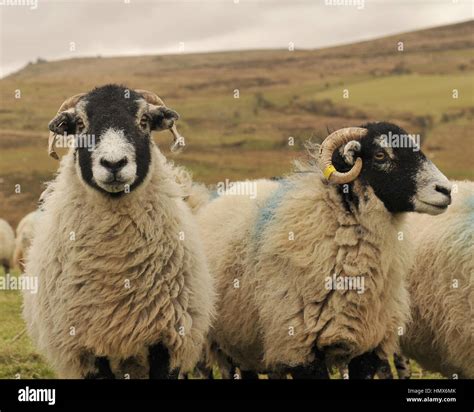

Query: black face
(48, 84), (179, 197)
(78, 85), (150, 196)
(332, 122), (452, 214)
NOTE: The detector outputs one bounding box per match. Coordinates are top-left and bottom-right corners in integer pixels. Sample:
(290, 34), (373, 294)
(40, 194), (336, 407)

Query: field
(0, 20), (472, 379)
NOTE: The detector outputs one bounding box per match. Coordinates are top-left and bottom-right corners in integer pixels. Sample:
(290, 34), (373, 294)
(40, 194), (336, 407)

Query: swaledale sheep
(0, 218), (15, 273)
(23, 84), (214, 379)
(197, 122), (453, 379)
(13, 211), (39, 271)
(400, 180), (473, 379)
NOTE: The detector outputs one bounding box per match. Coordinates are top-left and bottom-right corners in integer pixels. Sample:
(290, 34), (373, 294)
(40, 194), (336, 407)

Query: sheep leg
(394, 353), (411, 379)
(197, 362), (214, 379)
(148, 343), (178, 379)
(290, 348), (329, 379)
(289, 360), (329, 379)
(376, 359), (394, 379)
(84, 356), (115, 379)
(239, 369), (259, 379)
(348, 351), (382, 379)
(1, 260), (10, 274)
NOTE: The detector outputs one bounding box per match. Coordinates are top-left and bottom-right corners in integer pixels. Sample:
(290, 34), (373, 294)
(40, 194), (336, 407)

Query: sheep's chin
(412, 198), (449, 215)
(95, 179), (134, 194)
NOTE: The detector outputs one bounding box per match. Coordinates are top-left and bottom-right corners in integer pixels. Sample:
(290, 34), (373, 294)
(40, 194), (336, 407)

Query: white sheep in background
(197, 122), (453, 379)
(13, 211), (39, 272)
(0, 218), (15, 274)
(400, 180), (473, 379)
(23, 84), (214, 379)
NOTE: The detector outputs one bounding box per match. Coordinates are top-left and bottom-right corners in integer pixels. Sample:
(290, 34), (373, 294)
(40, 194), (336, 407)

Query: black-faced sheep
(0, 218), (15, 274)
(23, 84), (215, 379)
(197, 122), (452, 379)
(400, 180), (473, 378)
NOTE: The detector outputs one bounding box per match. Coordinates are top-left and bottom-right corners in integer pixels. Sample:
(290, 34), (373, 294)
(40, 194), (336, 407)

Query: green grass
(0, 269), (54, 378)
(312, 73), (474, 117)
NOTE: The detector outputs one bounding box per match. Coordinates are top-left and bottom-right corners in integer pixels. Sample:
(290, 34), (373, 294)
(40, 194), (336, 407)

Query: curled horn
(48, 93), (86, 159)
(135, 89), (185, 153)
(319, 127), (367, 184)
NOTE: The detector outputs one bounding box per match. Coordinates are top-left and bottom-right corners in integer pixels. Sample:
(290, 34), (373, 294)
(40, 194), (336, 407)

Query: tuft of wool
(0, 218), (15, 271)
(13, 211), (39, 271)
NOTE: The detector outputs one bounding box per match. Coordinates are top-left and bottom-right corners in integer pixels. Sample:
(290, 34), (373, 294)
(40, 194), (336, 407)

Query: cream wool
(198, 171), (412, 372)
(23, 146), (214, 378)
(0, 218), (15, 273)
(13, 211), (39, 271)
(401, 181), (473, 378)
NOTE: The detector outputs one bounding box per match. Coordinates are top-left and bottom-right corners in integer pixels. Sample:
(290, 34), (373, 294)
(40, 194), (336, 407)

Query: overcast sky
(0, 0), (472, 77)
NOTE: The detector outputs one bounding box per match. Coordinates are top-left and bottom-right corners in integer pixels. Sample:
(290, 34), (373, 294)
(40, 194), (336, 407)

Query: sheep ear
(149, 107), (179, 131)
(48, 111), (76, 135)
(341, 140), (362, 166)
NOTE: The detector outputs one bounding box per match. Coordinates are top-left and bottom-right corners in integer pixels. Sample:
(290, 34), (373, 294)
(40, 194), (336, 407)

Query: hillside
(0, 20), (473, 227)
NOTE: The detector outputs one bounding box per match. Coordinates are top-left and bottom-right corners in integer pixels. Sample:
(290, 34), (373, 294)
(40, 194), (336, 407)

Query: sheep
(13, 211), (39, 271)
(0, 218), (15, 274)
(400, 180), (473, 379)
(374, 354), (411, 379)
(23, 84), (215, 379)
(196, 122), (453, 379)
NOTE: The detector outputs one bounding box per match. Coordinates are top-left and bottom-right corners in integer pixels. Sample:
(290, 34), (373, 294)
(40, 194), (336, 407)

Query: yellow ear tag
(323, 165), (336, 180)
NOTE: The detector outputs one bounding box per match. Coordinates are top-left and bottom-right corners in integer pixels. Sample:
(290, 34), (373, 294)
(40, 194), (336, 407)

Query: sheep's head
(47, 84), (184, 196)
(319, 122), (452, 215)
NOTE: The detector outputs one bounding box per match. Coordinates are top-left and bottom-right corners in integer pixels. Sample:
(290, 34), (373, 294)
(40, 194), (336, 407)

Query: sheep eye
(140, 115), (150, 128)
(374, 151), (386, 161)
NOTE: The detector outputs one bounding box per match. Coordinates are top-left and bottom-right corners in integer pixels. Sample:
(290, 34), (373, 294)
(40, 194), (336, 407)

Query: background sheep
(0, 218), (15, 274)
(23, 84), (214, 379)
(13, 211), (39, 272)
(197, 122), (453, 379)
(400, 180), (473, 379)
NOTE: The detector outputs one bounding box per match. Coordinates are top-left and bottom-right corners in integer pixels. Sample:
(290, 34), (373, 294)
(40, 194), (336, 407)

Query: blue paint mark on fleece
(463, 194), (474, 226)
(209, 190), (220, 200)
(253, 179), (294, 243)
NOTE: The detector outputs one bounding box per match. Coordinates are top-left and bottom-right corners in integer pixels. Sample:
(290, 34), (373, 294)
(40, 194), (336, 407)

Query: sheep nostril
(435, 184), (451, 197)
(100, 157), (128, 173)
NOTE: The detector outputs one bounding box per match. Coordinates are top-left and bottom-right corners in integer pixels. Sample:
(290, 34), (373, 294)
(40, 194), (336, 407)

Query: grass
(313, 74), (474, 117)
(0, 269), (54, 379)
